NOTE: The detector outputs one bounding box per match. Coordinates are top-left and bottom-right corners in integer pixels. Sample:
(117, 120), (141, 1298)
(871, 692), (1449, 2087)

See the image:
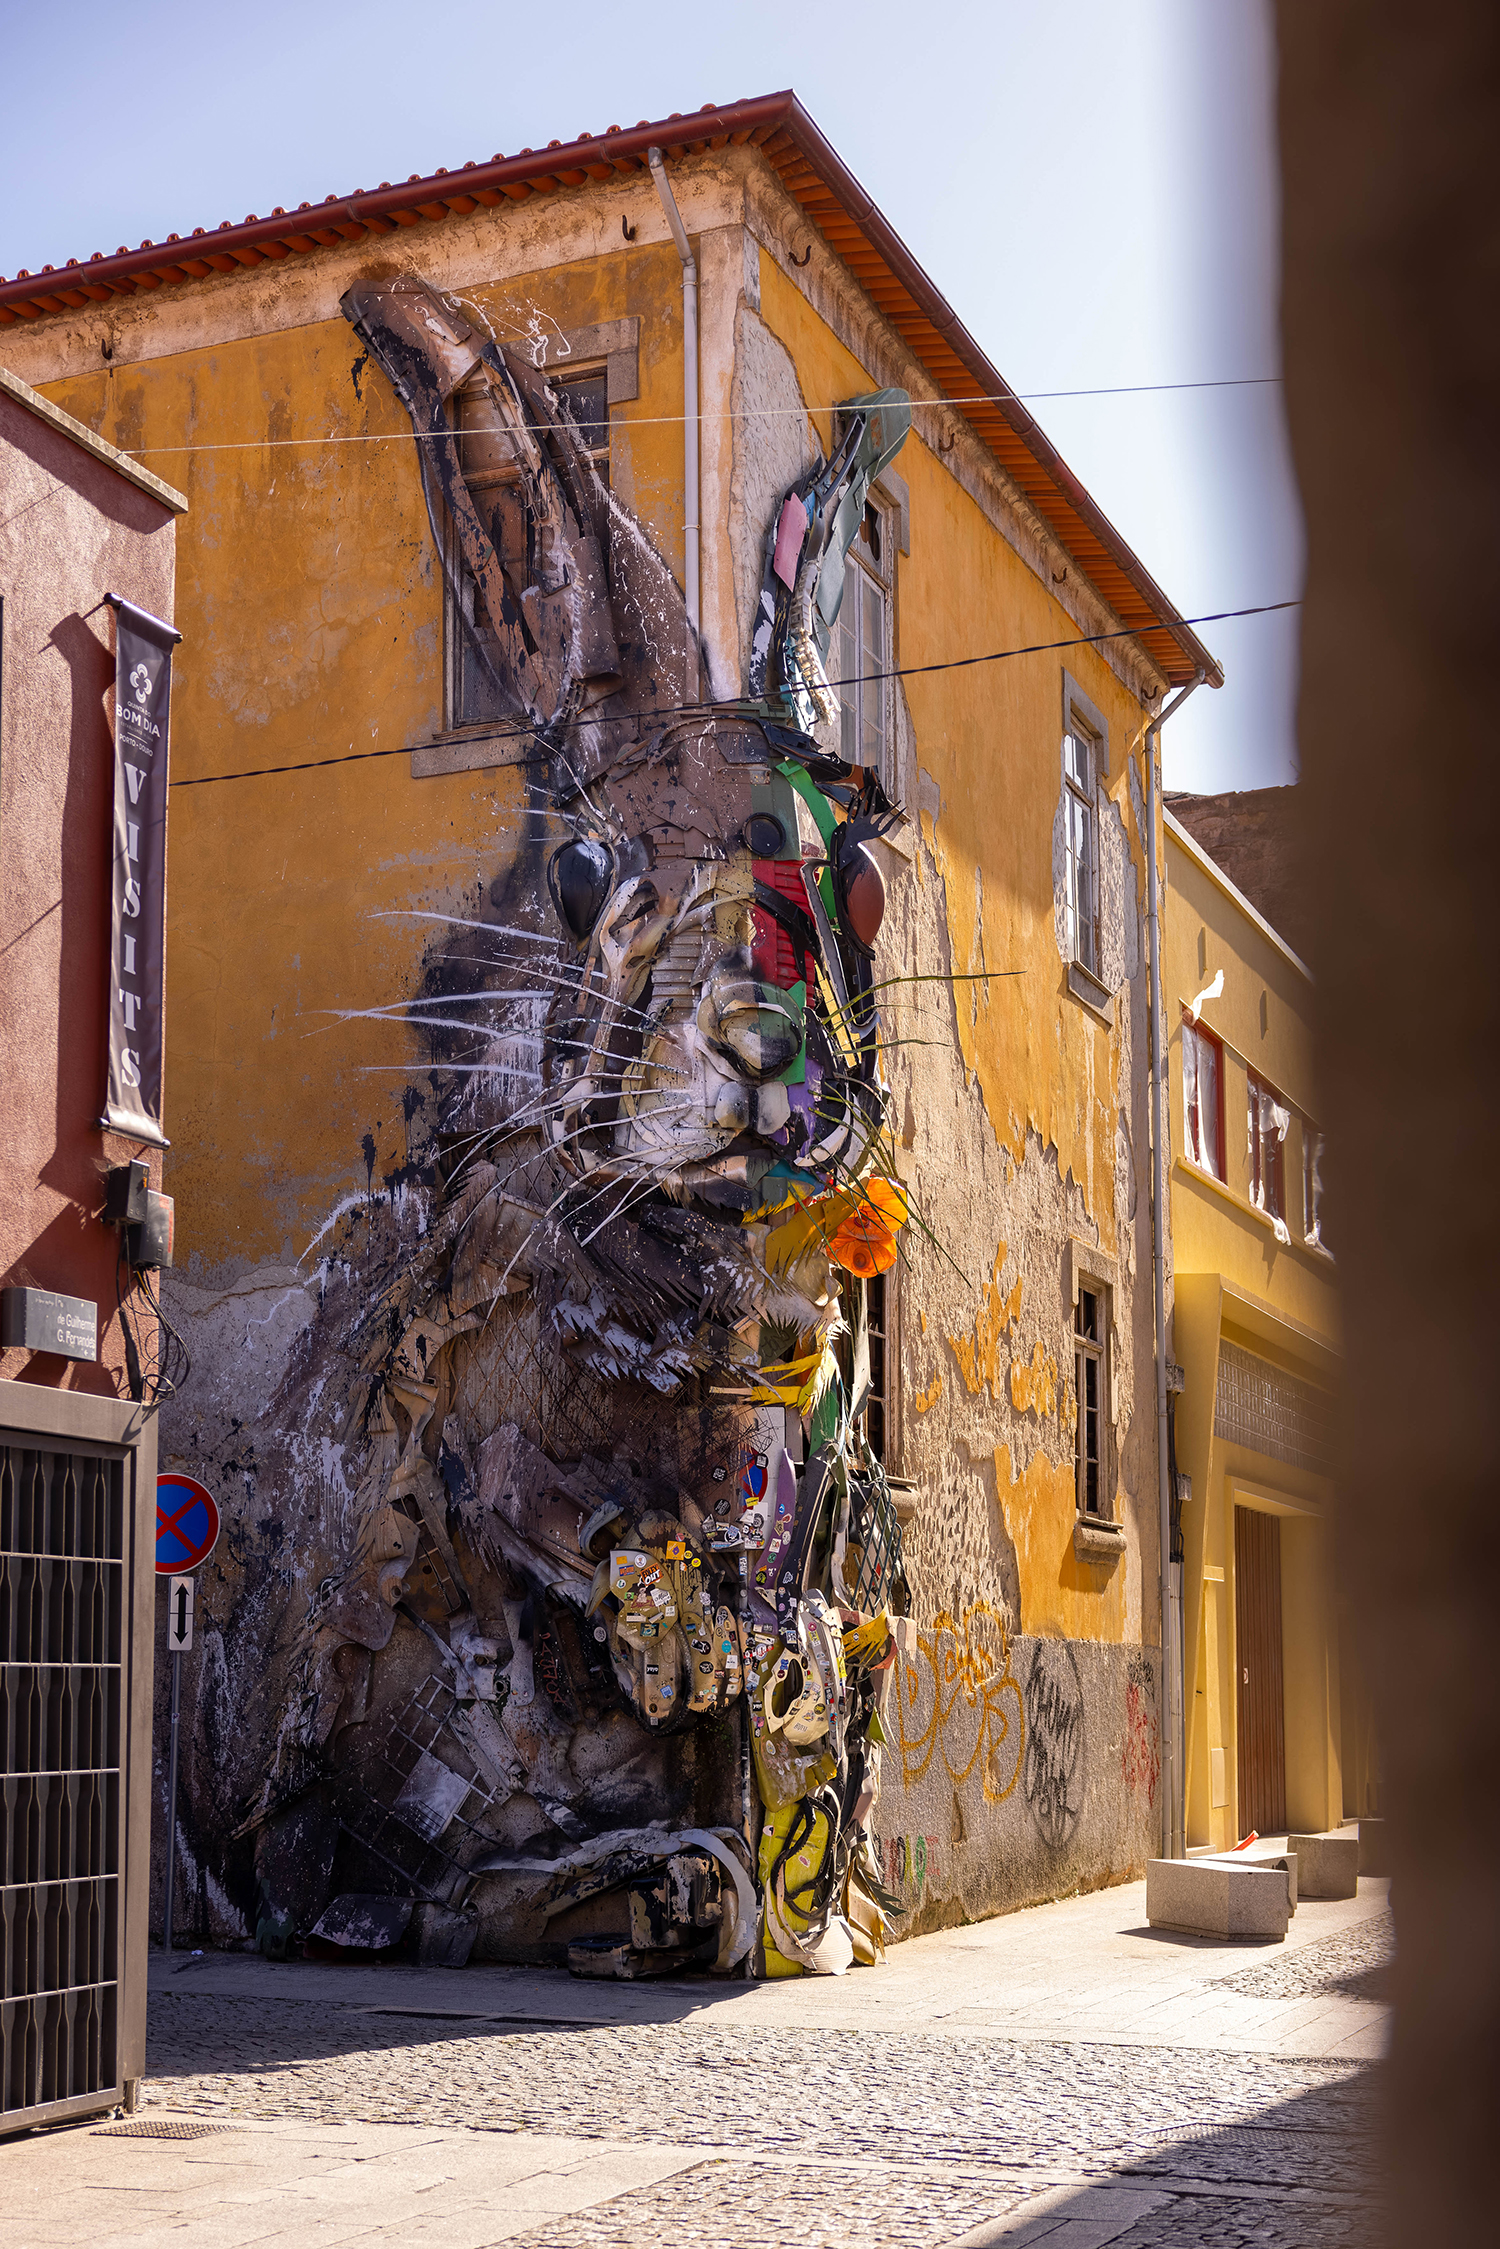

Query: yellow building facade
(3, 101), (1223, 1951)
(1164, 810), (1352, 1850)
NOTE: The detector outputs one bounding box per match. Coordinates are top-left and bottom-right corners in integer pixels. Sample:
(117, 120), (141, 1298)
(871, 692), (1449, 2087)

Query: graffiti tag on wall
(1122, 1651), (1160, 1803)
(895, 1602), (1024, 1806)
(882, 1831), (942, 1896)
(1021, 1640), (1085, 1848)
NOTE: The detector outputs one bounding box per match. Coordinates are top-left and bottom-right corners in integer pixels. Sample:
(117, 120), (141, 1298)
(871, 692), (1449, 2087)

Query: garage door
(1235, 1506), (1287, 1836)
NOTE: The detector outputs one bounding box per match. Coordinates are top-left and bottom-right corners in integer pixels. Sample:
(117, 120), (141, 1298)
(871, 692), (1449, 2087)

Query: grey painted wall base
(873, 1636), (1163, 1936)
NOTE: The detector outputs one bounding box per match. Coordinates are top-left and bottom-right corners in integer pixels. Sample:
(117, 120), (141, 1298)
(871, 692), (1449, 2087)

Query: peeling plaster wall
(725, 303), (816, 685)
(15, 140), (1170, 1941)
(750, 239), (1165, 1916)
(864, 806), (1160, 1920)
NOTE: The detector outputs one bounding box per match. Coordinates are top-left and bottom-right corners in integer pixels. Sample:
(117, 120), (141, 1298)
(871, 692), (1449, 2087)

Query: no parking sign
(156, 1474), (220, 1574)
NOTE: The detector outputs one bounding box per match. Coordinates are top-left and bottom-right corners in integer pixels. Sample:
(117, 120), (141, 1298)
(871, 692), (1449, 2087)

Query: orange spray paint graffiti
(895, 1603), (1024, 1805)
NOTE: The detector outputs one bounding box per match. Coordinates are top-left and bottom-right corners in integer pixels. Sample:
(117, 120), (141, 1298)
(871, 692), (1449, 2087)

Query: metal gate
(1235, 1505), (1287, 1837)
(0, 1389), (155, 2133)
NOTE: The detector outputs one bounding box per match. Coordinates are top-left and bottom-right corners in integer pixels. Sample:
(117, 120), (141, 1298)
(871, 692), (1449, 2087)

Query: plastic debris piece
(307, 1895), (414, 1951)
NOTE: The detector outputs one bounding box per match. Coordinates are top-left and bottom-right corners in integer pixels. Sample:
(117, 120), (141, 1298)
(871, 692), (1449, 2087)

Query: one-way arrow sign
(169, 1573), (194, 1652)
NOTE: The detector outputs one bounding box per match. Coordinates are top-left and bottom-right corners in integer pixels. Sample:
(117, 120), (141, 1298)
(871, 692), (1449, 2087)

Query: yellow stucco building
(1164, 807), (1353, 1851)
(3, 97), (1226, 1947)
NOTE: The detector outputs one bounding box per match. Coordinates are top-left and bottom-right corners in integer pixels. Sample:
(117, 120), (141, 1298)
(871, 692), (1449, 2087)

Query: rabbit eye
(742, 812), (787, 857)
(843, 848), (886, 949)
(548, 839), (614, 939)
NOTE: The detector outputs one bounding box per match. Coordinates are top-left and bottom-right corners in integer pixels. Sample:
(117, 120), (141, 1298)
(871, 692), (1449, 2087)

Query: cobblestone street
(58, 1891), (1386, 2248)
(133, 2002), (1380, 2247)
(4, 1884), (1391, 2247)
(142, 1991), (1381, 2181)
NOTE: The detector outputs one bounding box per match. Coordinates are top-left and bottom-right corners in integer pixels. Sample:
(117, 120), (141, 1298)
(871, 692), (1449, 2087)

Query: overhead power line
(170, 600), (1300, 792)
(120, 375), (1282, 458)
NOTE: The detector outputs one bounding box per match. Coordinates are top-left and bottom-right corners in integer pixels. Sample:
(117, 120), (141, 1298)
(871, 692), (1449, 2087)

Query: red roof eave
(0, 93), (1220, 688)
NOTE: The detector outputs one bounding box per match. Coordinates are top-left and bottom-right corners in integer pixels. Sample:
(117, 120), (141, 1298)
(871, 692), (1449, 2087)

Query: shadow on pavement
(147, 1994), (600, 2078)
(1114, 1923), (1280, 1949)
(950, 2074), (1386, 2248)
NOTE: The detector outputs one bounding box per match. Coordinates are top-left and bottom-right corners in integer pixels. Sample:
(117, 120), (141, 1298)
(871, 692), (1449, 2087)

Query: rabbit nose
(698, 967), (806, 1082)
(712, 1079), (791, 1135)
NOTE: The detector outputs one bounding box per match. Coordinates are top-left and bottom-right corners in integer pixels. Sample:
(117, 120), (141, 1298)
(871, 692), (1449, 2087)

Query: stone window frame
(1066, 1237), (1127, 1560)
(834, 1262), (903, 1481)
(413, 320), (641, 780)
(1060, 669), (1115, 1026)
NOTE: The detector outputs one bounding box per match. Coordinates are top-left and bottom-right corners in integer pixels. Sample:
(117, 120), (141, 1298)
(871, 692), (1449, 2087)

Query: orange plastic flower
(863, 1176), (910, 1229)
(828, 1202), (899, 1277)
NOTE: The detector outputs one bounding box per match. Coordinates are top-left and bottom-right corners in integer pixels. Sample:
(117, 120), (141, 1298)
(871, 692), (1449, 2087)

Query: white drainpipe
(1145, 669), (1203, 1861)
(648, 148), (700, 651)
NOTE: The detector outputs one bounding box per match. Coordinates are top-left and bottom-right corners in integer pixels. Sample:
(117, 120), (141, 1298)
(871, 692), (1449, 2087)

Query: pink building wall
(0, 375), (184, 1397)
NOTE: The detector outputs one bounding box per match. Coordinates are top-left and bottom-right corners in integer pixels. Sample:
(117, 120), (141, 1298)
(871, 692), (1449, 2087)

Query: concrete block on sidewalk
(1193, 1843), (1298, 1911)
(1358, 1817), (1388, 1875)
(1185, 1844), (1298, 1909)
(1287, 1830), (1360, 1898)
(1146, 1856), (1290, 1941)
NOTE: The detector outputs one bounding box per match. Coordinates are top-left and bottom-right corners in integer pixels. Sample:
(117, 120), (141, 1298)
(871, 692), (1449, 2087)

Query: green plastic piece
(808, 1365), (845, 1453)
(777, 980), (808, 1085)
(815, 390), (913, 639)
(778, 761), (838, 922)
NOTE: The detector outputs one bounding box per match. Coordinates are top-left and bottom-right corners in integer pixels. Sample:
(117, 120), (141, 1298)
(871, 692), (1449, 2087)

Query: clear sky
(0, 0), (1301, 794)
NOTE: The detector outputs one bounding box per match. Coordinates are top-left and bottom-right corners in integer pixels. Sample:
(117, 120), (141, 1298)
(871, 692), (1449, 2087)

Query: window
(1074, 1285), (1106, 1516)
(446, 364), (611, 733)
(833, 503), (890, 783)
(1056, 673), (1112, 1009)
(1062, 719), (1100, 976)
(1303, 1126), (1331, 1252)
(1182, 1017), (1224, 1179)
(456, 363), (611, 484)
(865, 1272), (889, 1463)
(551, 367), (610, 468)
(834, 1271), (892, 1464)
(1247, 1072), (1290, 1223)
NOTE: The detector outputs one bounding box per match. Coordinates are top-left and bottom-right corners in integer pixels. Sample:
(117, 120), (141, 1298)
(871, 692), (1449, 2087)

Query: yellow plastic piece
(841, 1608), (893, 1667)
(758, 1795), (836, 1978)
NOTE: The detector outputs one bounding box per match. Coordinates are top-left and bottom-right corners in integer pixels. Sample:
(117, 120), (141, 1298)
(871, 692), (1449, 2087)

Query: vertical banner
(101, 594), (181, 1145)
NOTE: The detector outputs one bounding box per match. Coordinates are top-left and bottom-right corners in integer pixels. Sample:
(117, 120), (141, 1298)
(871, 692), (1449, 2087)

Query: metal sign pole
(161, 1571), (193, 1956)
(163, 1647), (181, 1957)
(155, 1483), (216, 1960)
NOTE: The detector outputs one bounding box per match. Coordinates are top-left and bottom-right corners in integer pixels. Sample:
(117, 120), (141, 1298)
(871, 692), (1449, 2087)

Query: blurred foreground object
(1276, 3), (1500, 2236)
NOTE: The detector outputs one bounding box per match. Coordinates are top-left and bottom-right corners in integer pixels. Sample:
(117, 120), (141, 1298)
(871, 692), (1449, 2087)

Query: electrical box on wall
(104, 1162), (173, 1269)
(128, 1192), (174, 1271)
(103, 1159), (150, 1226)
